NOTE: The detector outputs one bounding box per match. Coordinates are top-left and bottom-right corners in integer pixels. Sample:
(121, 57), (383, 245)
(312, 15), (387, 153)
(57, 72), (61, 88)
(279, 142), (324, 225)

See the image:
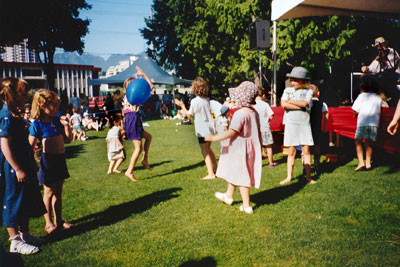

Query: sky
(77, 0), (153, 59)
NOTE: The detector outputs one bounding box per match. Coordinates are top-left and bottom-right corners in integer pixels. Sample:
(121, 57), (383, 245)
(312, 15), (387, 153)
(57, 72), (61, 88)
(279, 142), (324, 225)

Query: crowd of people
(1, 54), (400, 255)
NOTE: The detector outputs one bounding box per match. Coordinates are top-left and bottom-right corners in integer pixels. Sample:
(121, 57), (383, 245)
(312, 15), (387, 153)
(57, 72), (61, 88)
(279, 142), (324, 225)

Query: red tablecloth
(269, 106), (400, 155)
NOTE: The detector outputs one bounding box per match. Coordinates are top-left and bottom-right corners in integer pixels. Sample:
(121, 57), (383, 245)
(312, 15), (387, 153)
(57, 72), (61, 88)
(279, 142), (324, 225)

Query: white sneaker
(239, 205), (253, 214)
(19, 231), (45, 246)
(9, 235), (39, 254)
(215, 192), (233, 205)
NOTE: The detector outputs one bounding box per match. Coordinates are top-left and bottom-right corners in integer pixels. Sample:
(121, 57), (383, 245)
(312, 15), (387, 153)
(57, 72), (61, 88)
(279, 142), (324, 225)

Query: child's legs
(113, 158), (124, 171)
(108, 160), (116, 173)
(266, 145), (274, 165)
(225, 183), (236, 199)
(239, 186), (250, 207)
(142, 130), (152, 161)
(6, 227), (19, 238)
(208, 142), (217, 170)
(365, 140), (373, 167)
(126, 139), (142, 174)
(50, 180), (64, 226)
(261, 146), (268, 157)
(355, 138), (365, 166)
(286, 146), (297, 179)
(200, 142), (215, 177)
(43, 185), (55, 227)
(302, 145), (312, 180)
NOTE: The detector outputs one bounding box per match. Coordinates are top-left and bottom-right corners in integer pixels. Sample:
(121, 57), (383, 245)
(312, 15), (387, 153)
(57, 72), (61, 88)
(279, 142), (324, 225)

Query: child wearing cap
(205, 81), (262, 214)
(280, 66), (316, 185)
(82, 112), (99, 131)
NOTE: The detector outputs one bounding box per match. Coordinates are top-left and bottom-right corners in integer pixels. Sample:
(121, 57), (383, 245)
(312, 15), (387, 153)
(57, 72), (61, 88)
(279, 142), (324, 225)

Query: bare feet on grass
(141, 160), (152, 171)
(201, 175), (216, 180)
(125, 172), (138, 182)
(45, 224), (57, 234)
(279, 178), (291, 185)
(113, 170), (121, 174)
(307, 178), (317, 184)
(61, 221), (74, 229)
(355, 165), (365, 171)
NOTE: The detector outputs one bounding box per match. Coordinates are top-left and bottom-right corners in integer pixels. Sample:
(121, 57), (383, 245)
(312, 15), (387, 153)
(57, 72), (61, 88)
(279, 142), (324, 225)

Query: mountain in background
(54, 52), (135, 72)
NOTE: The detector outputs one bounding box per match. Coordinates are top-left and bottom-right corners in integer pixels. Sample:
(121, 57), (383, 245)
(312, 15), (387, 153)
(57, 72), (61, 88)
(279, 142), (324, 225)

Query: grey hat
(220, 106), (229, 116)
(286, 66), (310, 80)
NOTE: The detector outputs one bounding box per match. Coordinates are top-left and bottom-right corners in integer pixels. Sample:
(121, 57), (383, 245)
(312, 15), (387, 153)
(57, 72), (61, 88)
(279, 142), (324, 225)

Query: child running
(70, 108), (86, 141)
(279, 67), (316, 185)
(29, 89), (74, 234)
(205, 81), (262, 214)
(0, 78), (46, 254)
(106, 115), (125, 174)
(123, 66), (154, 182)
(253, 87), (277, 167)
(175, 77), (217, 180)
(352, 75), (383, 171)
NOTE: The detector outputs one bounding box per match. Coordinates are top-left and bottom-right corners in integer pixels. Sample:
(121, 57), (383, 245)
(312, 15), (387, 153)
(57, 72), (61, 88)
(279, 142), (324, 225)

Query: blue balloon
(125, 78), (151, 105)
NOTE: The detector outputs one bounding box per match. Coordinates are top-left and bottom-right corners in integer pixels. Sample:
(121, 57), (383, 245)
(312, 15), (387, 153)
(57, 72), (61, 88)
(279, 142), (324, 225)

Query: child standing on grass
(106, 115), (125, 174)
(352, 75), (383, 171)
(123, 66), (154, 182)
(279, 67), (316, 185)
(175, 77), (217, 180)
(309, 84), (329, 174)
(29, 89), (74, 234)
(205, 81), (261, 214)
(0, 78), (46, 254)
(253, 87), (277, 168)
(70, 108), (86, 141)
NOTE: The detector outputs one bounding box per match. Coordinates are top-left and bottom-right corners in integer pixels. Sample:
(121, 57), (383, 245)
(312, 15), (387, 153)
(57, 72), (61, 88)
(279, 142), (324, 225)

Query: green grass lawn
(1, 119), (399, 266)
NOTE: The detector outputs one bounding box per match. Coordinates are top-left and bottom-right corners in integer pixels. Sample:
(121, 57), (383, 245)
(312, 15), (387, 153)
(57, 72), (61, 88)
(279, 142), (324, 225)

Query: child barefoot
(175, 77), (217, 180)
(123, 66), (154, 182)
(106, 115), (125, 174)
(279, 67), (316, 185)
(352, 75), (383, 171)
(205, 81), (262, 214)
(29, 89), (74, 234)
(0, 78), (46, 254)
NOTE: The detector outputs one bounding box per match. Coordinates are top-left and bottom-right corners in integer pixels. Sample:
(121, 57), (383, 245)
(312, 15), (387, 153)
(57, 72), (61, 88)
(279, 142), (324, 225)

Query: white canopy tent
(270, 0), (400, 105)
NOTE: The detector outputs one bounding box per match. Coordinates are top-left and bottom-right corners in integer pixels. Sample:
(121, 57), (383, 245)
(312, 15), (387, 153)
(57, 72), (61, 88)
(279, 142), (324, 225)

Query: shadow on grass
(0, 245), (24, 267)
(133, 160), (173, 171)
(372, 148), (400, 174)
(179, 256), (217, 267)
(262, 156), (286, 168)
(44, 187), (181, 244)
(252, 179), (307, 208)
(146, 161), (204, 179)
(64, 144), (85, 159)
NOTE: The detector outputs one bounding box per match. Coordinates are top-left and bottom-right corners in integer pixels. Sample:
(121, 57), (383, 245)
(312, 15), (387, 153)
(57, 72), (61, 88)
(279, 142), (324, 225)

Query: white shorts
(261, 131), (274, 146)
(284, 123), (314, 146)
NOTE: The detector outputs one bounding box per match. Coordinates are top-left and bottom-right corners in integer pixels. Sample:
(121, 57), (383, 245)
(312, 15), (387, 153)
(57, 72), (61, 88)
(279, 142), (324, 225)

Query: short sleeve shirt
(352, 93), (382, 127)
(281, 87), (313, 125)
(253, 99), (274, 132)
(29, 117), (64, 139)
(188, 96), (215, 137)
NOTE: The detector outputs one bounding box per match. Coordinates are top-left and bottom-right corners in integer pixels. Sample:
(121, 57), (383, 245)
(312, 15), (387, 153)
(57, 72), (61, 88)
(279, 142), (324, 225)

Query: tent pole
(272, 20), (277, 107)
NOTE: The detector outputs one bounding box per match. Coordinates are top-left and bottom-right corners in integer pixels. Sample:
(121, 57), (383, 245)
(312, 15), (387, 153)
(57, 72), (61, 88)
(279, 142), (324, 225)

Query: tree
(141, 1), (400, 102)
(0, 0), (91, 91)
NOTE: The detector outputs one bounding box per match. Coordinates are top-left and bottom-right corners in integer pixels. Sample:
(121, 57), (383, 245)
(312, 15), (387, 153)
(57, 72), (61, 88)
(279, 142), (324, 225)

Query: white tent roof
(271, 0), (400, 21)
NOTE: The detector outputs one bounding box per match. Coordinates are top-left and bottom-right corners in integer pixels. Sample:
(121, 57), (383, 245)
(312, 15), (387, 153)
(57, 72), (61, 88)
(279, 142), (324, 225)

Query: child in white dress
(280, 67), (316, 185)
(106, 115), (125, 174)
(205, 81), (261, 214)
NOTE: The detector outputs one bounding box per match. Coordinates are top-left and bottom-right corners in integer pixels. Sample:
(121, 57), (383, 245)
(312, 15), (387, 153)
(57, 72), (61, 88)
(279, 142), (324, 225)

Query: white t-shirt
(352, 92), (382, 127)
(210, 100), (222, 117)
(70, 114), (82, 126)
(281, 87), (313, 125)
(82, 117), (90, 127)
(253, 99), (274, 132)
(188, 96), (215, 137)
(216, 116), (228, 134)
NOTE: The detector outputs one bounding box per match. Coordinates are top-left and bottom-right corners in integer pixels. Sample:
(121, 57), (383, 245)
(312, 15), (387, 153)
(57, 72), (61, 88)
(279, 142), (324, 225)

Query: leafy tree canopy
(142, 0), (400, 101)
(0, 0), (91, 90)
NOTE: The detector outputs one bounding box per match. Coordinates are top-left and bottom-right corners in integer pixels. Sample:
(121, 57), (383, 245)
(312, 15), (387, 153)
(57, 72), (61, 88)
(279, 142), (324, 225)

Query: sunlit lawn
(1, 119), (399, 266)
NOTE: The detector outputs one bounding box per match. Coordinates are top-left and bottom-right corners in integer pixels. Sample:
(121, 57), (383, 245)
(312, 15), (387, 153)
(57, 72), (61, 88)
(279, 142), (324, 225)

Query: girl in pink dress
(205, 81), (262, 214)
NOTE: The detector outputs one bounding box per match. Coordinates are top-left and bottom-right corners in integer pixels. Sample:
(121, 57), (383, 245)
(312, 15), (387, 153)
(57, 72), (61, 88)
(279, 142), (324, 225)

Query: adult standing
(361, 37), (400, 106)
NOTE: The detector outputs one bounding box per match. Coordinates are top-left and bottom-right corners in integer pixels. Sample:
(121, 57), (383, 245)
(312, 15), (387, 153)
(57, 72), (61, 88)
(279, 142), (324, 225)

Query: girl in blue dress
(29, 89), (74, 234)
(0, 77), (46, 254)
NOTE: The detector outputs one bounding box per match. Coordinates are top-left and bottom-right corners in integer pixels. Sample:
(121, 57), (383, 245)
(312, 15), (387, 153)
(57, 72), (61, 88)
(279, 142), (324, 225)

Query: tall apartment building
(1, 39), (39, 63)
